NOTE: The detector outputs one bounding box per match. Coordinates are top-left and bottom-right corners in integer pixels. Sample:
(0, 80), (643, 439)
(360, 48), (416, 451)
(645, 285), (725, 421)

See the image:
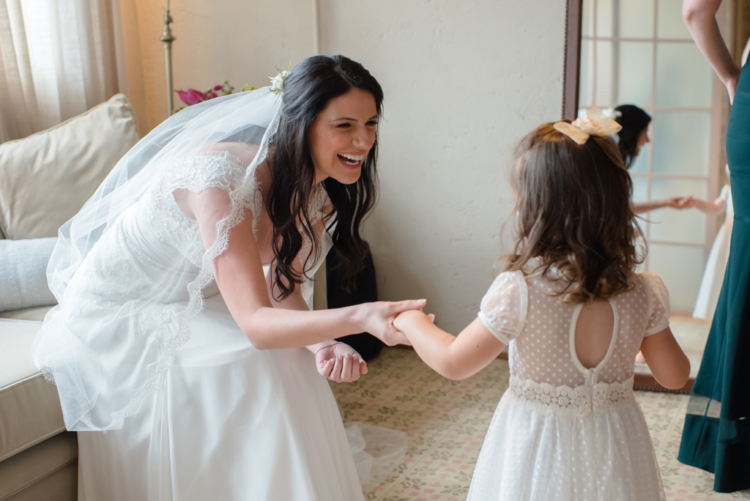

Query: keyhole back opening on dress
(572, 300), (617, 370)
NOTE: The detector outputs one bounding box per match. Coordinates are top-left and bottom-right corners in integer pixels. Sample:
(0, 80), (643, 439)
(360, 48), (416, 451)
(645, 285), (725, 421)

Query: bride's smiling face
(308, 87), (378, 185)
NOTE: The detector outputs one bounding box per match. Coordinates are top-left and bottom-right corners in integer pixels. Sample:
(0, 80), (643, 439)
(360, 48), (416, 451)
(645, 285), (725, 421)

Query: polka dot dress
(469, 270), (669, 501)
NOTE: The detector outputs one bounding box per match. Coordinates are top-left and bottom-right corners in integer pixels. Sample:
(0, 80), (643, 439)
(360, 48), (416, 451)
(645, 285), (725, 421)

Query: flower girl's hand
(316, 342), (368, 383)
(357, 299), (427, 347)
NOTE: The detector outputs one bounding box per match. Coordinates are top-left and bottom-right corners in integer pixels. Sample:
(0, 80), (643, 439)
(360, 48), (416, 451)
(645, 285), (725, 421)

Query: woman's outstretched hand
(316, 342), (368, 383)
(357, 299), (427, 346)
(667, 195), (695, 209)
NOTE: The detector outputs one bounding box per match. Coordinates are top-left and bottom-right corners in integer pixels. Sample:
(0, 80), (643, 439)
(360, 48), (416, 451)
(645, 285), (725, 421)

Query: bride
(32, 55), (423, 500)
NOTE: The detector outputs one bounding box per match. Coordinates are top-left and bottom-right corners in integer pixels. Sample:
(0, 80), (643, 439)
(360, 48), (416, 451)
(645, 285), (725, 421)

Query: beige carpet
(331, 348), (750, 501)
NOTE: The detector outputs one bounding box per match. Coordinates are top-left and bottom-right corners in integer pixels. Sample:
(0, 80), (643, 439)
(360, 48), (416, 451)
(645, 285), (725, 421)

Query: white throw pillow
(0, 238), (57, 312)
(0, 93), (139, 240)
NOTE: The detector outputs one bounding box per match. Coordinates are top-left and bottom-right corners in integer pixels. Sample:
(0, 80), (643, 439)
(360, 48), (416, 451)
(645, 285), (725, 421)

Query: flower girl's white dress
(693, 184), (733, 320)
(468, 270), (668, 501)
(34, 152), (402, 501)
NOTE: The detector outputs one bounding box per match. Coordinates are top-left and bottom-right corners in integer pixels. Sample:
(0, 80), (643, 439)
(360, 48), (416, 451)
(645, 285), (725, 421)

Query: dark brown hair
(267, 55), (383, 300)
(614, 104), (651, 169)
(504, 122), (644, 304)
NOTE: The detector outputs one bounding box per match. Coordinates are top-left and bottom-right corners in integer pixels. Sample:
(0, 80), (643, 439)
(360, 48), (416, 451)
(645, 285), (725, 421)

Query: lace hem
(506, 376), (635, 417)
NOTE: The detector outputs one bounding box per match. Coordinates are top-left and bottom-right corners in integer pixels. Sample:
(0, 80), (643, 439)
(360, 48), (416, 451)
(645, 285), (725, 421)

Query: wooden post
(563, 0), (583, 120)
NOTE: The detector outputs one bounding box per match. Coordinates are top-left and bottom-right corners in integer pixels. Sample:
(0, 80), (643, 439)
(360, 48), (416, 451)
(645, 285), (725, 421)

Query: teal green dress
(678, 56), (750, 493)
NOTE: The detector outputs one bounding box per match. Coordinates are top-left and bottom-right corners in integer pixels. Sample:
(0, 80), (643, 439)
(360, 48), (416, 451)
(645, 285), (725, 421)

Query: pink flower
(213, 85), (224, 91)
(176, 88), (207, 106)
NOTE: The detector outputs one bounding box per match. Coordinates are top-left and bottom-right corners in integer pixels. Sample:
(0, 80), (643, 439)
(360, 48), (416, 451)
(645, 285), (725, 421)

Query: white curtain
(0, 0), (128, 143)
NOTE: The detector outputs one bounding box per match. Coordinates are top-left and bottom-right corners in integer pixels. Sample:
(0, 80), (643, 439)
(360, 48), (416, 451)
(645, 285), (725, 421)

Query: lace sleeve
(477, 271), (528, 344)
(160, 151), (246, 197)
(642, 272), (671, 336)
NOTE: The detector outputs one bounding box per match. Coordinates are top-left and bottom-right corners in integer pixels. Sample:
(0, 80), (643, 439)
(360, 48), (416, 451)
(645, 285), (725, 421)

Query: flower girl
(393, 116), (690, 501)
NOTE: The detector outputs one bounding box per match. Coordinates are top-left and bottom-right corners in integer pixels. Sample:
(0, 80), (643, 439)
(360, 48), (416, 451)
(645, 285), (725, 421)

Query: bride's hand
(316, 342), (368, 383)
(356, 299), (427, 346)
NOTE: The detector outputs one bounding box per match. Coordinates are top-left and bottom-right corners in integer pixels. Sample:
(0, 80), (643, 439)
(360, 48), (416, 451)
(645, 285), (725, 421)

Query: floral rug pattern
(331, 348), (750, 501)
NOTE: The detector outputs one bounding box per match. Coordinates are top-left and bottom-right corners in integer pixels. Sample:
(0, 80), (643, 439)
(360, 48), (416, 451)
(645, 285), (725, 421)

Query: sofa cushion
(0, 239), (57, 313)
(0, 319), (65, 462)
(0, 93), (139, 240)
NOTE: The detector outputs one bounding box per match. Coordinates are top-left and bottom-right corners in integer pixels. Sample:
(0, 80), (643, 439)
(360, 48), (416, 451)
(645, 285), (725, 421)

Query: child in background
(393, 115), (690, 501)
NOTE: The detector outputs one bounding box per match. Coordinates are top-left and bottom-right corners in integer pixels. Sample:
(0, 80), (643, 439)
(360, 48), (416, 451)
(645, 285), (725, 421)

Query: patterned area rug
(331, 348), (750, 501)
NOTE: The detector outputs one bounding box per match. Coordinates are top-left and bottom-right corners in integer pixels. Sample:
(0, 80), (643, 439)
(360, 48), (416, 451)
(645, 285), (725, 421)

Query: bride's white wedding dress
(34, 144), (403, 499)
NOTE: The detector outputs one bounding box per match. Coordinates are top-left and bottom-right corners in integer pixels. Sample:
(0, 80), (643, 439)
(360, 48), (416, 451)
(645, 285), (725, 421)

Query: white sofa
(0, 94), (139, 501)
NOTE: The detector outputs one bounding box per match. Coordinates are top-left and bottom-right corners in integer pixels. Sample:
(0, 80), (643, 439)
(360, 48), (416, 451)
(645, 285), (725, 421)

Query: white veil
(33, 87), (285, 431)
(47, 88), (280, 298)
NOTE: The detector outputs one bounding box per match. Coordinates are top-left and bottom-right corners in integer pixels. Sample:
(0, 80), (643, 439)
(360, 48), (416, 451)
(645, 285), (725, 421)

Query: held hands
(316, 342), (368, 383)
(392, 310), (436, 332)
(357, 299), (428, 346)
(667, 196), (695, 209)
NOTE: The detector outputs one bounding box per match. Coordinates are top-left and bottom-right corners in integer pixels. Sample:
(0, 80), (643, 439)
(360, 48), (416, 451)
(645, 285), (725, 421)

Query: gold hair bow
(553, 106), (622, 145)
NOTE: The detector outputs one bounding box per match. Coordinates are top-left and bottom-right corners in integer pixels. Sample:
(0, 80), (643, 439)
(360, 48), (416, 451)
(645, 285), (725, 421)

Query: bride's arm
(184, 188), (423, 350)
(265, 265), (369, 382)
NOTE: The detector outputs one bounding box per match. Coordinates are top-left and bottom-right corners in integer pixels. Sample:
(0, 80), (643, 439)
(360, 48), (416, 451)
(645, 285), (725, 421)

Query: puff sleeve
(477, 271), (528, 344)
(643, 272), (671, 336)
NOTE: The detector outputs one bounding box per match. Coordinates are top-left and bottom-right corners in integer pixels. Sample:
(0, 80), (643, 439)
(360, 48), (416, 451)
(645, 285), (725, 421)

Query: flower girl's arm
(393, 311), (505, 380)
(639, 327), (691, 389)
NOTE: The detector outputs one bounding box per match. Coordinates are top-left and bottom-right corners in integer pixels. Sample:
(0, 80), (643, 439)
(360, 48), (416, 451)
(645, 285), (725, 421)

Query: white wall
(320, 0), (566, 332)
(147, 0), (566, 333)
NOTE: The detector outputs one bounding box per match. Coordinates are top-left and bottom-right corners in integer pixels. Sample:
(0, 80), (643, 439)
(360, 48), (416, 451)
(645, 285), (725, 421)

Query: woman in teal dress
(679, 0), (750, 493)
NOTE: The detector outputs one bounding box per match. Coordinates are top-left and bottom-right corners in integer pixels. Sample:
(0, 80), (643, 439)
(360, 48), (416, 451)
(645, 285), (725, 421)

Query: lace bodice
(478, 270), (670, 415)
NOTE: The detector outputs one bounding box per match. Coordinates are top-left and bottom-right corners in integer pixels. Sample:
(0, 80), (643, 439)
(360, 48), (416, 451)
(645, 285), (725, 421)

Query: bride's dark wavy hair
(268, 55), (383, 300)
(504, 122), (645, 304)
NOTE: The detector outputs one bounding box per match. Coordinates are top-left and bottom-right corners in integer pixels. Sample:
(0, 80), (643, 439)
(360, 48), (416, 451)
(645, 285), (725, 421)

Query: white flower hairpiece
(269, 70), (290, 95)
(554, 106), (622, 145)
(601, 108), (622, 120)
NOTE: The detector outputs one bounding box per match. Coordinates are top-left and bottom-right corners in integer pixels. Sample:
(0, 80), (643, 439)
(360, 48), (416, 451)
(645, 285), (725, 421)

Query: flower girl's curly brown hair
(504, 122), (645, 304)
